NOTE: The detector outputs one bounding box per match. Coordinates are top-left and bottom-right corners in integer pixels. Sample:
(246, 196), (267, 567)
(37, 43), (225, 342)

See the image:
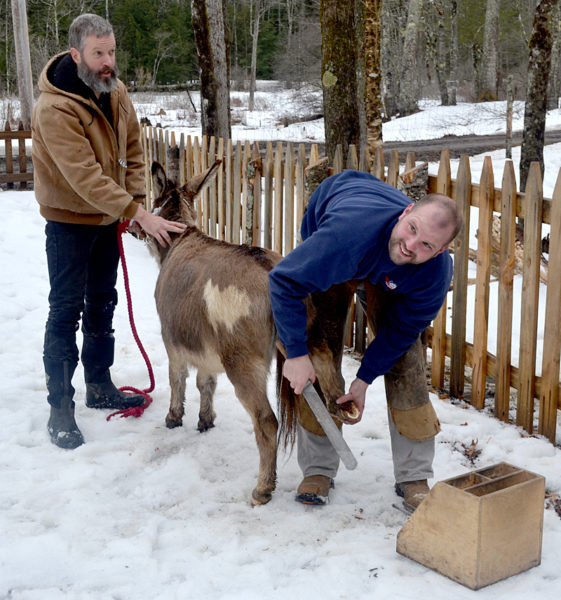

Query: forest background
(0, 0), (557, 110)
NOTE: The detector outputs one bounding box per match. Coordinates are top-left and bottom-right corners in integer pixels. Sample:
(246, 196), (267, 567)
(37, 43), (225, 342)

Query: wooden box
(396, 462), (545, 589)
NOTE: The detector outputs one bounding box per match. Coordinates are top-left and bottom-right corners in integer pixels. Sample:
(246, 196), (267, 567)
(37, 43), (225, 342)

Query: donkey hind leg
(196, 372), (217, 432)
(165, 349), (189, 429)
(229, 364), (278, 505)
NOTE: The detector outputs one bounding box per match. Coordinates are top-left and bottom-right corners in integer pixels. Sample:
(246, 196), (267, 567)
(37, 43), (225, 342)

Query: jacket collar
(47, 52), (98, 102)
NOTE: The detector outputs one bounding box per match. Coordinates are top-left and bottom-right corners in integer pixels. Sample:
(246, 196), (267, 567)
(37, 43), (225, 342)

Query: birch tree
(520, 0), (559, 191)
(191, 0), (231, 139)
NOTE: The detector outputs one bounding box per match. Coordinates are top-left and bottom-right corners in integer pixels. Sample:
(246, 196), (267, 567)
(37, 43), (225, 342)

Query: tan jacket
(32, 52), (145, 225)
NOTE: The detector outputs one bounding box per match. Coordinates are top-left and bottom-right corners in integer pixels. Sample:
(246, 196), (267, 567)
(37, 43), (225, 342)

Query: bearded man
(32, 13), (185, 449)
(269, 170), (462, 510)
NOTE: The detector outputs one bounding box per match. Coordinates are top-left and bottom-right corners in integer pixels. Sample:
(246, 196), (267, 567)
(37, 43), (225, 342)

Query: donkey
(150, 161), (282, 505)
(149, 161), (358, 505)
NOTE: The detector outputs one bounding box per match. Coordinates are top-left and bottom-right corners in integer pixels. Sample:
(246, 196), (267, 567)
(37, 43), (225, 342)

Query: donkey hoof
(165, 415), (183, 429)
(197, 419), (215, 432)
(336, 400), (361, 424)
(251, 489), (273, 506)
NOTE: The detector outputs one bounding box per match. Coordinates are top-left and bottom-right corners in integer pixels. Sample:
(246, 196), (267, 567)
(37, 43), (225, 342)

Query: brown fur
(151, 161), (281, 505)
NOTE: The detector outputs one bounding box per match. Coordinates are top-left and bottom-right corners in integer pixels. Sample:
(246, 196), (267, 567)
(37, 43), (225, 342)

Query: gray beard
(77, 61), (119, 94)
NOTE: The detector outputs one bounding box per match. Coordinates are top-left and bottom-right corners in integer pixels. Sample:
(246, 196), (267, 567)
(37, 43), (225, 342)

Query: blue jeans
(43, 220), (120, 368)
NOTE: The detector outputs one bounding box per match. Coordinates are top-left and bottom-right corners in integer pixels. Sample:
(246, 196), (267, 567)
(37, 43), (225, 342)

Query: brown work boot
(395, 479), (429, 511)
(296, 475), (334, 505)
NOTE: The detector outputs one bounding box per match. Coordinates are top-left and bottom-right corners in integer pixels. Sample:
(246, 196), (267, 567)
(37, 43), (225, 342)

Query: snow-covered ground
(1, 87), (561, 599)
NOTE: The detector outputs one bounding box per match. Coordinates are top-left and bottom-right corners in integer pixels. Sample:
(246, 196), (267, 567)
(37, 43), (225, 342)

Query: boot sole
(295, 492), (329, 505)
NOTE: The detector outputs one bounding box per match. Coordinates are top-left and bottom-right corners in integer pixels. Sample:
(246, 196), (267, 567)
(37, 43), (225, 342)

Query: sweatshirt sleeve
(269, 203), (379, 358)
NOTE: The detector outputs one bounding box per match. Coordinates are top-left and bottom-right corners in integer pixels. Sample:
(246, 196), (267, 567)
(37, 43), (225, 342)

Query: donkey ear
(151, 162), (167, 198)
(184, 160), (222, 197)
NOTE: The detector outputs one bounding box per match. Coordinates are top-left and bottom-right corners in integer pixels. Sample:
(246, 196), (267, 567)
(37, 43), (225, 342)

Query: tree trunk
(520, 0), (559, 192)
(11, 0), (34, 129)
(362, 0), (383, 161)
(447, 0), (458, 106)
(249, 0), (261, 112)
(381, 0), (407, 118)
(547, 2), (561, 108)
(479, 0), (500, 100)
(320, 0), (360, 162)
(191, 0), (231, 140)
(397, 0), (422, 116)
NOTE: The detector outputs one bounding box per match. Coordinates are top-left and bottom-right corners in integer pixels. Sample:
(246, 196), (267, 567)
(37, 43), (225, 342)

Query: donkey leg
(166, 348), (189, 429)
(196, 372), (217, 432)
(229, 363), (278, 505)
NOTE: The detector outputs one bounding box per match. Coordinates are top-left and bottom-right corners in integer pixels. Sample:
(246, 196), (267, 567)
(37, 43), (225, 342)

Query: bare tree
(191, 0), (231, 139)
(248, 0), (261, 111)
(548, 1), (561, 108)
(424, 0), (457, 106)
(11, 0), (34, 128)
(362, 0), (383, 156)
(381, 0), (407, 118)
(274, 0), (321, 86)
(320, 0), (360, 161)
(448, 0), (458, 105)
(397, 0), (423, 116)
(478, 0), (500, 100)
(520, 0), (559, 191)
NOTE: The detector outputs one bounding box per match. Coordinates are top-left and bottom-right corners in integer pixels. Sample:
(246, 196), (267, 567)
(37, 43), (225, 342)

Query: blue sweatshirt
(268, 169), (453, 384)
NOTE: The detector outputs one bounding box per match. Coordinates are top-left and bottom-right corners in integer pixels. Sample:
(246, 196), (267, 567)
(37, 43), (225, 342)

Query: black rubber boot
(82, 332), (145, 410)
(86, 380), (145, 410)
(45, 360), (84, 449)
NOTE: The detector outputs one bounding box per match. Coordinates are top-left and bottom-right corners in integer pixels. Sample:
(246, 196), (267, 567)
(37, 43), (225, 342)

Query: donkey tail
(276, 347), (298, 450)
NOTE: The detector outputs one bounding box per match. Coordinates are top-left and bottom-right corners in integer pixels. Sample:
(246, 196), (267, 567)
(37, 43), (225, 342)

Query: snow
(1, 88), (561, 599)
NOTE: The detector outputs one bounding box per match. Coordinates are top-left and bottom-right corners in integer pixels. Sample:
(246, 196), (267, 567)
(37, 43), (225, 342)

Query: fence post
(284, 143), (295, 253)
(246, 143), (262, 245)
(232, 141), (242, 244)
(18, 121), (27, 190)
(332, 144), (343, 173)
(225, 138), (233, 242)
(495, 161), (517, 422)
(517, 162), (543, 433)
(450, 155), (472, 398)
(273, 142), (284, 254)
(263, 142), (274, 249)
(431, 150), (452, 388)
(386, 150), (399, 187)
(539, 168), (561, 442)
(4, 121), (13, 190)
(373, 146), (384, 180)
(472, 156), (494, 409)
(295, 143), (307, 243)
(216, 136), (225, 240)
(346, 144), (358, 170)
(405, 151), (416, 171)
(359, 144), (370, 172)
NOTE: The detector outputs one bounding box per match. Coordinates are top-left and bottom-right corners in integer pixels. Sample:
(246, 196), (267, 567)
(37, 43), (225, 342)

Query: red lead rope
(107, 219), (155, 421)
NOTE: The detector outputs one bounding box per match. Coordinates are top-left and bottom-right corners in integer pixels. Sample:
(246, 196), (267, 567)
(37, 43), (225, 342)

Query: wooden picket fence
(143, 125), (560, 445)
(0, 121), (32, 189)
